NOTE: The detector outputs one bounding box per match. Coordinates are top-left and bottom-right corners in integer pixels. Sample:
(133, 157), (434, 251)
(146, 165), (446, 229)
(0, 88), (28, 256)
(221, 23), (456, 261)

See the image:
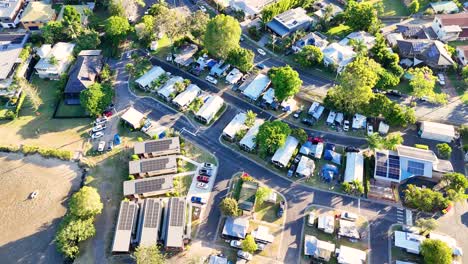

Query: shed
(251, 225), (274, 244)
(317, 214), (334, 234)
(378, 121), (389, 135)
(296, 156), (315, 178)
(336, 246), (367, 264)
(222, 112), (247, 141)
(308, 101), (320, 114)
(242, 74), (270, 101)
(121, 107), (145, 129)
(271, 136), (299, 168)
(135, 66), (166, 89)
(172, 84), (201, 109)
(344, 152), (363, 183)
(326, 111), (336, 124)
(312, 105), (325, 120)
(222, 217), (249, 239)
(226, 68), (243, 84)
(352, 114), (366, 129)
(195, 95), (224, 124)
(262, 88), (276, 104)
(419, 121), (455, 142)
(239, 119), (264, 151)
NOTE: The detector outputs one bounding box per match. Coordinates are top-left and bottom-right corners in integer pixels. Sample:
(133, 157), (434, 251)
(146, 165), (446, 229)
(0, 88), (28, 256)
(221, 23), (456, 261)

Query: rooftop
(134, 137), (180, 157)
(112, 201), (138, 252)
(121, 107), (145, 129)
(64, 50), (103, 95)
(223, 112), (247, 139)
(129, 155), (178, 175)
(137, 198), (163, 247)
(123, 174), (175, 196)
(0, 32), (28, 81)
(222, 217), (249, 239)
(20, 1), (55, 22)
(336, 245), (367, 263)
(267, 8), (312, 37)
(436, 13), (468, 27)
(271, 136), (299, 166)
(34, 42), (75, 71)
(242, 73), (270, 101)
(0, 0), (22, 19)
(164, 197), (187, 248)
(396, 145), (438, 162)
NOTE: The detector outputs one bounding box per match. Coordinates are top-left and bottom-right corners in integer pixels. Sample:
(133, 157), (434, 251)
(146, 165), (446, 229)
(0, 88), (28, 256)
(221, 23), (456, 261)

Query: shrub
(0, 144), (20, 152)
(436, 143), (452, 159)
(137, 137), (144, 142)
(414, 144), (429, 150)
(131, 154), (140, 161)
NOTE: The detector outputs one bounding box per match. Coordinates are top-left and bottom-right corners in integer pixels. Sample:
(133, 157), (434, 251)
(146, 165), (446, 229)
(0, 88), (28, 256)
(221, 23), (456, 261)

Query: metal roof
(129, 155), (178, 175)
(271, 136), (299, 167)
(344, 152), (364, 183)
(164, 197), (186, 248)
(135, 66), (166, 88)
(0, 33), (28, 80)
(242, 74), (270, 101)
(121, 107), (145, 129)
(157, 76), (184, 99)
(123, 174), (175, 196)
(222, 112), (247, 139)
(137, 198), (163, 247)
(239, 119), (264, 150)
(134, 137), (180, 156)
(396, 145), (437, 162)
(222, 217), (249, 239)
(20, 1), (55, 23)
(195, 95), (224, 123)
(0, 0), (23, 19)
(112, 201), (138, 252)
(172, 84), (201, 108)
(64, 51), (103, 94)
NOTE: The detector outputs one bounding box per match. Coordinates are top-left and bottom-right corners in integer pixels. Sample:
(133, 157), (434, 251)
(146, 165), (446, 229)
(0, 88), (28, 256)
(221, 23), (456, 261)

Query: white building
(121, 107), (145, 129)
(394, 231), (425, 254)
(317, 214), (334, 234)
(352, 114), (366, 130)
(239, 119), (264, 151)
(336, 245), (367, 264)
(135, 66), (166, 90)
(172, 84), (201, 110)
(296, 156), (315, 178)
(229, 0), (275, 18)
(0, 0), (24, 28)
(419, 121), (455, 143)
(431, 13), (468, 42)
(344, 152), (363, 183)
(326, 111), (336, 125)
(271, 136), (299, 168)
(34, 42), (76, 80)
(267, 8), (313, 38)
(322, 43), (356, 72)
(225, 68), (243, 84)
(157, 76), (184, 101)
(222, 112), (247, 141)
(242, 73), (270, 101)
(304, 235), (336, 262)
(456, 45), (468, 66)
(195, 95), (224, 124)
(262, 88), (275, 104)
(338, 220), (360, 239)
(339, 31), (376, 49)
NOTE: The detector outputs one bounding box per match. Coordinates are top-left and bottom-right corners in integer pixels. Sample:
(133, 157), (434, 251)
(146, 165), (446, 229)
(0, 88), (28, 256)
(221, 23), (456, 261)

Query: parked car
(141, 119), (153, 132)
(341, 211), (358, 221)
(94, 117), (107, 126)
(196, 182), (209, 189)
(103, 110), (113, 117)
(198, 5), (207, 12)
(301, 118), (314, 126)
(311, 137), (324, 144)
(107, 140), (114, 151)
(343, 120), (350, 132)
(205, 75), (218, 85)
(293, 109), (302, 118)
(256, 63), (266, 70)
(240, 36), (245, 42)
(98, 141), (106, 152)
(387, 90), (402, 97)
(230, 240), (242, 249)
(191, 196), (207, 204)
(345, 146), (360, 152)
(92, 124), (107, 133)
(277, 201), (285, 217)
(91, 131), (104, 139)
(203, 163), (215, 169)
(257, 243), (267, 251)
(367, 124), (374, 136)
(199, 168), (213, 176)
(287, 165), (296, 177)
(237, 250), (253, 261)
(30, 190), (39, 199)
(257, 48), (266, 56)
(293, 154), (301, 163)
(197, 176), (210, 183)
(437, 73), (445, 85)
(189, 67), (202, 76)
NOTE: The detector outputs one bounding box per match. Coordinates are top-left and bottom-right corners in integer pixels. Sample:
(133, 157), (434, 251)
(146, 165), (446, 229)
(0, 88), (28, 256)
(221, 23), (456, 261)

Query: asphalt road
(110, 55), (404, 263)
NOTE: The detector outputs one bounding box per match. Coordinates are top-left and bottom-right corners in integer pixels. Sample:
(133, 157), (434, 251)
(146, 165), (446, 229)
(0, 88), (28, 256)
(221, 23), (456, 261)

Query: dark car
(199, 168), (212, 176)
(287, 165), (296, 177)
(386, 90), (402, 97)
(293, 109), (302, 118)
(191, 196), (207, 204)
(190, 68), (202, 76)
(197, 176), (210, 183)
(302, 118), (314, 126)
(293, 154), (301, 163)
(277, 201), (285, 217)
(107, 140), (114, 151)
(345, 146), (360, 152)
(256, 63), (266, 70)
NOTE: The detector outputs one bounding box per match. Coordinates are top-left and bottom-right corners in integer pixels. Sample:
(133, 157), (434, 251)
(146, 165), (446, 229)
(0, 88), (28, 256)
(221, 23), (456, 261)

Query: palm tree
(366, 133), (382, 150)
(245, 110), (256, 127)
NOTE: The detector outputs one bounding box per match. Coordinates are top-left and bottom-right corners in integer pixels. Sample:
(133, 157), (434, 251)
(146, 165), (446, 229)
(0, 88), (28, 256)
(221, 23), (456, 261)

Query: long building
(134, 137), (180, 159)
(129, 155), (178, 177)
(123, 174), (175, 198)
(239, 119), (264, 152)
(112, 201), (139, 253)
(195, 95), (224, 124)
(137, 198), (163, 247)
(162, 197), (187, 251)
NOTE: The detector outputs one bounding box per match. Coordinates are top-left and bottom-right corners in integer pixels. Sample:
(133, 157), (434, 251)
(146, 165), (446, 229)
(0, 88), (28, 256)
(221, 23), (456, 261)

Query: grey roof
(64, 50), (103, 94)
(129, 155), (178, 176)
(123, 174), (175, 196)
(164, 197), (186, 249)
(397, 39), (454, 67)
(134, 137), (180, 157)
(396, 145), (438, 162)
(222, 217), (249, 239)
(0, 32), (28, 80)
(112, 201), (138, 252)
(267, 8), (312, 37)
(0, 0), (23, 19)
(137, 198), (163, 247)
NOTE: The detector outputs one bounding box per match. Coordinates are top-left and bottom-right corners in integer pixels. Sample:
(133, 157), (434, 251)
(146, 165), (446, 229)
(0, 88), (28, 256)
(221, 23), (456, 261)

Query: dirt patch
(0, 152), (81, 264)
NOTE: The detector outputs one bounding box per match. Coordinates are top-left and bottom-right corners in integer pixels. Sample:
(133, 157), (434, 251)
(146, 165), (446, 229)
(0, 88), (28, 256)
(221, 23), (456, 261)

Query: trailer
(419, 121), (455, 143)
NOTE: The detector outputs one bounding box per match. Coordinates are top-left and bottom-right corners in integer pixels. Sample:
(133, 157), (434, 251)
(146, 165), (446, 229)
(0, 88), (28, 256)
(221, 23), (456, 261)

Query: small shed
(326, 111), (336, 125)
(296, 156), (315, 178)
(378, 121), (389, 135)
(352, 114), (366, 129)
(121, 107), (145, 129)
(317, 214), (335, 234)
(419, 121), (455, 143)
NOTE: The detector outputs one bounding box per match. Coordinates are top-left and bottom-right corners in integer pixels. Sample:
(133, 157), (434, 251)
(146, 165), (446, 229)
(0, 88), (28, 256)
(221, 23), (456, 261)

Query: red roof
(459, 28), (468, 38)
(437, 13), (468, 28)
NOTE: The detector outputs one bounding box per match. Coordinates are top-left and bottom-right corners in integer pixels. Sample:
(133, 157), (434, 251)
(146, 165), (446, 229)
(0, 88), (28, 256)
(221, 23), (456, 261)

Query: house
(352, 114), (366, 130)
(172, 84), (201, 110)
(229, 0), (275, 18)
(322, 43), (356, 72)
(162, 197), (187, 251)
(300, 141), (324, 159)
(338, 220), (360, 239)
(431, 13), (468, 41)
(261, 88), (276, 105)
(317, 214), (334, 234)
(396, 39), (454, 69)
(238, 180), (259, 211)
(313, 3), (343, 21)
(174, 44), (198, 67)
(0, 0), (25, 28)
(419, 121), (456, 142)
(225, 68), (243, 84)
(430, 1), (459, 14)
(344, 152), (363, 183)
(195, 95), (224, 124)
(296, 156), (315, 178)
(129, 155), (178, 177)
(396, 24), (437, 40)
(339, 31), (376, 49)
(312, 105), (325, 120)
(222, 217), (249, 239)
(374, 145), (453, 183)
(57, 4), (92, 25)
(210, 61), (230, 77)
(304, 235), (335, 262)
(251, 225), (274, 244)
(292, 32), (329, 53)
(267, 8), (313, 38)
(124, 174), (175, 198)
(0, 33), (29, 91)
(271, 136), (299, 168)
(121, 107), (145, 129)
(336, 245), (367, 264)
(239, 119), (264, 151)
(386, 32), (404, 47)
(222, 112), (247, 141)
(157, 76), (184, 101)
(135, 66), (166, 90)
(456, 45), (468, 66)
(64, 50), (103, 105)
(137, 198), (163, 247)
(20, 1), (56, 30)
(112, 201), (139, 253)
(134, 137), (180, 158)
(34, 42), (75, 80)
(394, 231), (425, 254)
(242, 74), (270, 101)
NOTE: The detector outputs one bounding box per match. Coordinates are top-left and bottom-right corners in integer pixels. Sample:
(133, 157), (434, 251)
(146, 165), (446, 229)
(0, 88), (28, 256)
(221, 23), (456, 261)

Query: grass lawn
(372, 0), (409, 16)
(184, 139), (217, 165)
(55, 99), (88, 117)
(254, 197), (284, 226)
(446, 72), (466, 95)
(327, 24), (352, 39)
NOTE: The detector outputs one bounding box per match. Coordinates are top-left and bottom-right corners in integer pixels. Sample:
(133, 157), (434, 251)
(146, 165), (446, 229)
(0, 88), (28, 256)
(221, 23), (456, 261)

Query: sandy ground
(0, 152), (81, 264)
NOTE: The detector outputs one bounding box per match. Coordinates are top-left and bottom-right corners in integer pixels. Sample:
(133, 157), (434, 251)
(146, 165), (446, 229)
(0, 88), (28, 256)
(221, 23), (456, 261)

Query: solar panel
(135, 178), (166, 194)
(144, 199), (161, 228)
(145, 140), (172, 153)
(169, 198), (185, 227)
(118, 202), (136, 230)
(407, 160), (424, 175)
(140, 158), (169, 173)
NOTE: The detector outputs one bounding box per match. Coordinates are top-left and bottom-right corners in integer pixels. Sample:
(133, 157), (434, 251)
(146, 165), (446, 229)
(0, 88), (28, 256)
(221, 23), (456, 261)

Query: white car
(205, 75), (218, 85)
(203, 163), (215, 169)
(95, 116), (107, 125)
(343, 120), (350, 132)
(237, 250), (253, 261)
(141, 119), (153, 132)
(97, 141), (106, 152)
(91, 131), (104, 139)
(30, 190), (39, 199)
(230, 240), (242, 249)
(257, 48), (266, 56)
(342, 211), (358, 221)
(199, 5), (207, 12)
(367, 124), (374, 136)
(196, 182), (209, 189)
(437, 73), (445, 85)
(92, 124), (106, 133)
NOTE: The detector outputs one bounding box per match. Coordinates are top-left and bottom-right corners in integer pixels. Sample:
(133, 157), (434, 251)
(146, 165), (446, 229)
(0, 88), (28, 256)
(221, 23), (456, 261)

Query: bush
(414, 144), (429, 150)
(404, 184), (449, 212)
(0, 144), (20, 152)
(436, 143), (452, 159)
(219, 197), (239, 216)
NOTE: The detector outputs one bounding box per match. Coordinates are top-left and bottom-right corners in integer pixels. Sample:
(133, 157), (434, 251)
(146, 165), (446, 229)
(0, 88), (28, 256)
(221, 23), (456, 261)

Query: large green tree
(241, 234), (258, 253)
(268, 66), (302, 101)
(55, 217), (96, 259)
(219, 197), (239, 216)
(420, 239), (452, 264)
(80, 83), (114, 117)
(186, 10), (210, 41)
(295, 45), (324, 67)
(415, 218), (438, 234)
(69, 186), (103, 219)
(255, 186), (272, 206)
(204, 14), (241, 58)
(366, 132), (403, 150)
(291, 128), (308, 144)
(404, 184), (450, 212)
(105, 15), (131, 44)
(442, 172), (468, 201)
(135, 15), (155, 43)
(408, 67), (447, 104)
(226, 47), (255, 73)
(62, 5), (81, 26)
(75, 29), (100, 54)
(134, 245), (166, 264)
(256, 120), (291, 156)
(344, 1), (380, 32)
(153, 6), (186, 46)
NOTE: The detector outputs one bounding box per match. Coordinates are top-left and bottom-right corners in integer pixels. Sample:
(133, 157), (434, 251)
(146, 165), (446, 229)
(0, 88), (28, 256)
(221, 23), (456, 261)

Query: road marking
(180, 127), (198, 136)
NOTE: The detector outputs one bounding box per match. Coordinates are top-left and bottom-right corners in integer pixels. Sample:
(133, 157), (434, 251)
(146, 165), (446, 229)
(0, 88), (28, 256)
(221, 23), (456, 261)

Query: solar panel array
(144, 199), (161, 228)
(140, 158), (169, 173)
(407, 160), (425, 175)
(118, 202), (136, 230)
(145, 140), (172, 153)
(169, 198), (185, 227)
(375, 152), (388, 178)
(388, 155), (400, 180)
(135, 178), (166, 194)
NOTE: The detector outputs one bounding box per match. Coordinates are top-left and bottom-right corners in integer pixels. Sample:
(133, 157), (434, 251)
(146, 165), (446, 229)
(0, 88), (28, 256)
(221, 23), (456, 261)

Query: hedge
(0, 144), (72, 161)
(0, 92), (26, 120)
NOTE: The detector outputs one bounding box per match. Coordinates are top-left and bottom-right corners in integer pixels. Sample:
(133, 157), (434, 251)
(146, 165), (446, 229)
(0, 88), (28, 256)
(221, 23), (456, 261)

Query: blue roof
(267, 20), (291, 37)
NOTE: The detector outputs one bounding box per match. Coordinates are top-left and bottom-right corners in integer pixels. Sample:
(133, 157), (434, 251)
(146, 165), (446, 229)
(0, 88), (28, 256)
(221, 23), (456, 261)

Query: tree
(226, 47), (255, 73)
(404, 184), (450, 212)
(153, 6), (185, 47)
(55, 217), (96, 259)
(105, 16), (131, 44)
(442, 172), (468, 201)
(80, 83), (114, 117)
(409, 0), (420, 14)
(75, 29), (100, 54)
(295, 45), (323, 67)
(245, 110), (256, 127)
(256, 120), (291, 156)
(187, 11), (210, 41)
(291, 128), (308, 144)
(135, 15), (155, 43)
(42, 21), (66, 44)
(204, 14), (241, 58)
(415, 218), (438, 233)
(68, 186), (103, 219)
(420, 239), (452, 264)
(366, 132), (403, 150)
(408, 67), (447, 104)
(436, 143), (452, 159)
(342, 180), (364, 196)
(219, 197), (238, 216)
(255, 186), (272, 206)
(62, 5), (81, 25)
(268, 66), (302, 101)
(134, 245), (166, 264)
(109, 0), (126, 16)
(241, 235), (258, 253)
(15, 78), (42, 111)
(344, 1), (380, 32)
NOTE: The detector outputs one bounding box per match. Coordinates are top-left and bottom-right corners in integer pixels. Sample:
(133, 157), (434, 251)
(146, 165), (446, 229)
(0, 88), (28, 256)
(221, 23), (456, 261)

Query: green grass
(447, 72), (466, 95)
(448, 40), (468, 48)
(327, 24), (352, 38)
(184, 140), (217, 165)
(55, 99), (88, 117)
(373, 0), (409, 16)
(254, 198), (284, 225)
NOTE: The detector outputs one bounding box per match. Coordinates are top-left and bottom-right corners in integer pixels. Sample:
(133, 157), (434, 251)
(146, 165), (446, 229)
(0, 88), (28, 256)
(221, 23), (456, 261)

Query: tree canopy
(442, 172), (468, 201)
(295, 45), (324, 67)
(245, 110), (257, 127)
(226, 47), (255, 73)
(80, 83), (114, 117)
(344, 1), (380, 32)
(268, 66), (302, 101)
(256, 121), (291, 156)
(420, 239), (452, 264)
(134, 245), (166, 264)
(366, 132), (404, 150)
(187, 10), (210, 41)
(291, 128), (308, 144)
(204, 15), (241, 58)
(105, 15), (131, 44)
(408, 67), (447, 104)
(219, 197), (239, 216)
(404, 184), (450, 212)
(55, 216), (96, 259)
(68, 186), (103, 219)
(415, 218), (438, 234)
(241, 234), (258, 253)
(255, 186), (272, 206)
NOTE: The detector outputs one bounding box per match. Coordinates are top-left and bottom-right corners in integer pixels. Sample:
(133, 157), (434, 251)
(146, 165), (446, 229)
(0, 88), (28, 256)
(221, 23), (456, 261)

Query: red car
(197, 176), (209, 183)
(103, 110), (113, 117)
(311, 137), (324, 144)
